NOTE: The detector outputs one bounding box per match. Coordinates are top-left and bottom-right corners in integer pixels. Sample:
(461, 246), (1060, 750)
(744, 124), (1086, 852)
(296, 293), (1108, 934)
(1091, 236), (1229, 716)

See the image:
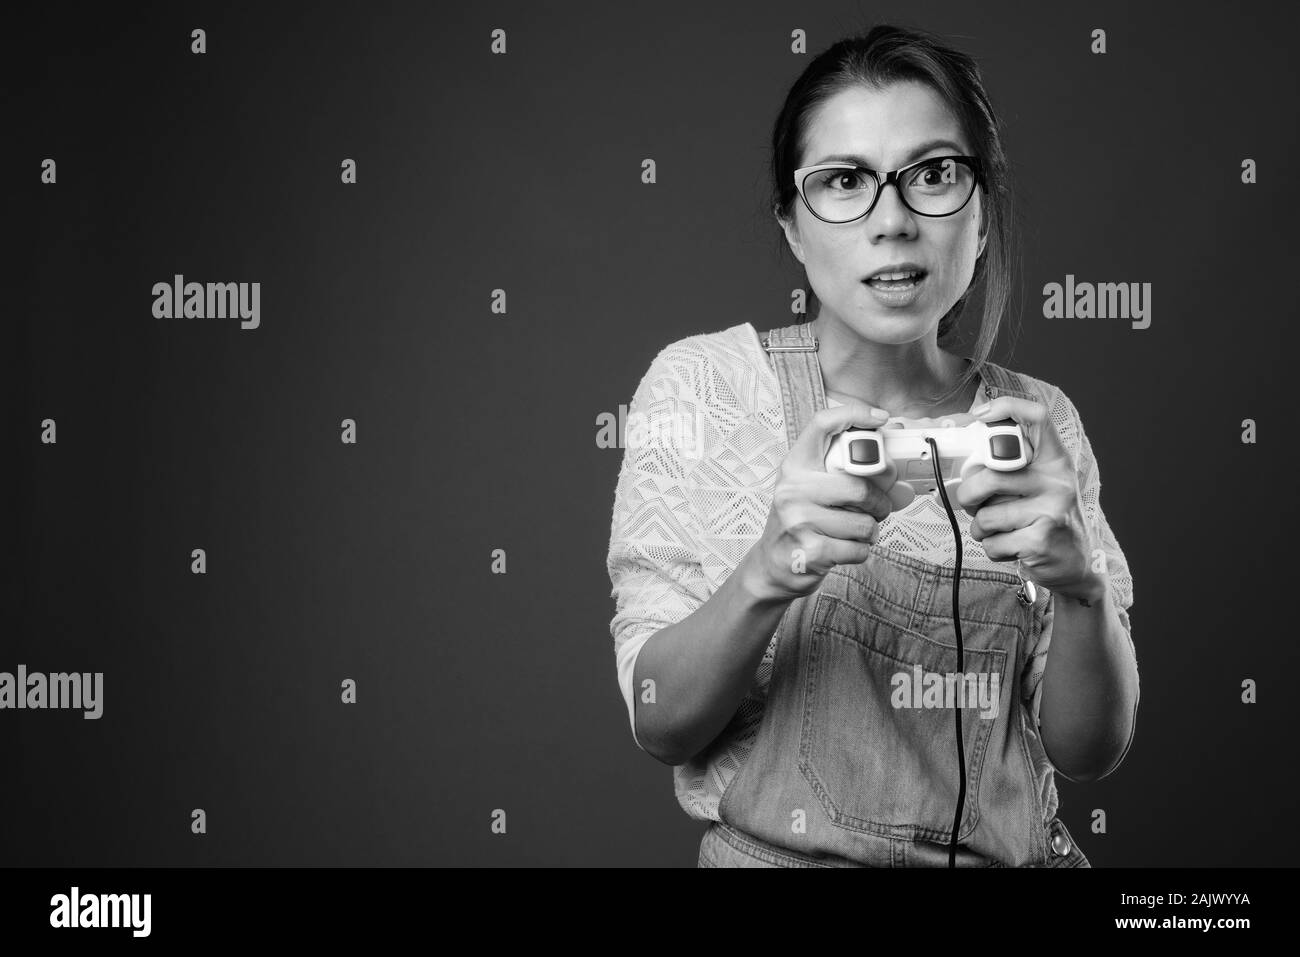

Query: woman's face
(779, 81), (986, 346)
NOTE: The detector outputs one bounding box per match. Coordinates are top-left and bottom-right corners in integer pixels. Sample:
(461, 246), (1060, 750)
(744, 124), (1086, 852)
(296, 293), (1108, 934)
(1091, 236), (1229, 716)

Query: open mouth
(865, 269), (928, 290)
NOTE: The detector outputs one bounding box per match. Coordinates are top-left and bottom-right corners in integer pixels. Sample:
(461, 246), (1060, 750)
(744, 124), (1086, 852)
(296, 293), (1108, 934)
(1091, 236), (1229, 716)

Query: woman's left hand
(958, 397), (1104, 601)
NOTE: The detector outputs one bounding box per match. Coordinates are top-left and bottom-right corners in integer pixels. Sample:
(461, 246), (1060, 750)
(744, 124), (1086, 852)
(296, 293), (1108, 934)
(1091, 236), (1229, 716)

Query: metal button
(1051, 832), (1072, 857)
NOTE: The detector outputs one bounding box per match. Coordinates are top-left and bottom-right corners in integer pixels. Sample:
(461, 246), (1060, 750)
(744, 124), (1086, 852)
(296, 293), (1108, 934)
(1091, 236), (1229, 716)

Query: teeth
(871, 271), (920, 281)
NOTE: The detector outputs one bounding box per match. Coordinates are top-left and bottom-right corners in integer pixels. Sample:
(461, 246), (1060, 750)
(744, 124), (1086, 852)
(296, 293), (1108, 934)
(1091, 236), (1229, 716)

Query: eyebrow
(811, 138), (967, 169)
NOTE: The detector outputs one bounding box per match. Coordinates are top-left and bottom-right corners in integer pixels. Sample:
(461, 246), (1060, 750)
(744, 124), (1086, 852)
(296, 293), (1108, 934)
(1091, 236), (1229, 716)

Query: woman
(606, 24), (1139, 867)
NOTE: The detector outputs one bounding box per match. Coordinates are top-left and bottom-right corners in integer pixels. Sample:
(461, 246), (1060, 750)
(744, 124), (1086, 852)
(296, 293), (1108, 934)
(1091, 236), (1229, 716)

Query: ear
(775, 204), (806, 265)
(975, 202), (989, 259)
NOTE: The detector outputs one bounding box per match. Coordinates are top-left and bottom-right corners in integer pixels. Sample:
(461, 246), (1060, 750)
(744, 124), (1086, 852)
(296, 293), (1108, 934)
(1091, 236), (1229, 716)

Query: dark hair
(769, 23), (1019, 404)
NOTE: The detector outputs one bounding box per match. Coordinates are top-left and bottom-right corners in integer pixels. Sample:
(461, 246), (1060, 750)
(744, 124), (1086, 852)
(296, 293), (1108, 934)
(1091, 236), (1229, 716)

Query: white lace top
(606, 321), (1135, 822)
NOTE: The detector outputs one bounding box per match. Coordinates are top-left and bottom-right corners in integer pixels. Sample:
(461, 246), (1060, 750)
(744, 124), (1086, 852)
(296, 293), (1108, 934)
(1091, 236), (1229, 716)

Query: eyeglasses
(793, 155), (985, 224)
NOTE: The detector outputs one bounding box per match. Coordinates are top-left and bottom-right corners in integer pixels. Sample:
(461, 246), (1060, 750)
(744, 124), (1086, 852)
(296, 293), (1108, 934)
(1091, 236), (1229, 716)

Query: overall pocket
(798, 586), (1013, 844)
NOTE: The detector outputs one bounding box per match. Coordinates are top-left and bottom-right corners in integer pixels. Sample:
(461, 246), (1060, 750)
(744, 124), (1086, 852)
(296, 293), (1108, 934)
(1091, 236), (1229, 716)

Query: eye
(907, 159), (963, 190)
(818, 169), (870, 191)
(910, 162), (944, 186)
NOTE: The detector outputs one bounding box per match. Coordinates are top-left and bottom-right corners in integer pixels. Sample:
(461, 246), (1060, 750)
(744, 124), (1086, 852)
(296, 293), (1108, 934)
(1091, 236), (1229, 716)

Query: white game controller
(825, 416), (1030, 508)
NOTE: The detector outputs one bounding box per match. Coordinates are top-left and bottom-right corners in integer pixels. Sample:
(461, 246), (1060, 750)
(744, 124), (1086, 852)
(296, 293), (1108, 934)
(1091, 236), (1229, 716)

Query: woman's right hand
(742, 399), (902, 603)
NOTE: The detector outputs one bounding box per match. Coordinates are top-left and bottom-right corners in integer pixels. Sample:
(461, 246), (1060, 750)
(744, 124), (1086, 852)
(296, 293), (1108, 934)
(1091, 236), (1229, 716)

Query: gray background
(9, 0), (1297, 866)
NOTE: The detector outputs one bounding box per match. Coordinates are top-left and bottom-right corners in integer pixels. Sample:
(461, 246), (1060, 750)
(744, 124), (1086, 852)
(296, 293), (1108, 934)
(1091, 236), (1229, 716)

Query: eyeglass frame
(792, 154), (987, 224)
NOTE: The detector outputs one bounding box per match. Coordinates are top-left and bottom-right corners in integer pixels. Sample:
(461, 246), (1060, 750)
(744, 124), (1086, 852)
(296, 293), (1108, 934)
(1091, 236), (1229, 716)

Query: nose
(865, 180), (918, 241)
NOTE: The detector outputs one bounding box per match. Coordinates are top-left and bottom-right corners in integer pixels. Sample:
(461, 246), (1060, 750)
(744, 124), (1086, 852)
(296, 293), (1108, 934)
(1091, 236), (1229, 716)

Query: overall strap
(761, 321), (826, 448)
(977, 360), (1041, 403)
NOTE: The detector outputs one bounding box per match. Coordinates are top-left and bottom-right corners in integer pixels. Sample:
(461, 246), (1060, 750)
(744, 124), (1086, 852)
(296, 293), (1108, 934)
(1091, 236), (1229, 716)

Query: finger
(969, 499), (1040, 542)
(800, 504), (880, 544)
(790, 533), (875, 573)
(978, 517), (1059, 564)
(808, 472), (896, 522)
(976, 527), (1034, 564)
(955, 467), (1038, 513)
(818, 535), (876, 568)
(789, 400), (891, 471)
(971, 395), (1063, 465)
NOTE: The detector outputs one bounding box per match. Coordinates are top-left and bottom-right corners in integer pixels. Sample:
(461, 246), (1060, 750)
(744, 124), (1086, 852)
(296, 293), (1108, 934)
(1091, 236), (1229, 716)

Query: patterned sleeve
(1022, 385), (1136, 729)
(607, 348), (714, 751)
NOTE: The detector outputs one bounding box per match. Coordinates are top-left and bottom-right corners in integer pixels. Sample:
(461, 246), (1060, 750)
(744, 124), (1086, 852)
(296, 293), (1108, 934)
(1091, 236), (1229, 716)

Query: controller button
(990, 435), (1021, 460)
(848, 438), (879, 466)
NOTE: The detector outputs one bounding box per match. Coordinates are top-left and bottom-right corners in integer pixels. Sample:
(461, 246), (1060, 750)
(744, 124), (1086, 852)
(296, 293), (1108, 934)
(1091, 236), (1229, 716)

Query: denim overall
(697, 321), (1090, 868)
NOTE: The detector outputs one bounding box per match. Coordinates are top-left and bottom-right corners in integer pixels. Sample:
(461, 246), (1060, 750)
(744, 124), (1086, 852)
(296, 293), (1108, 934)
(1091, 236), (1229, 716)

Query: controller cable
(926, 437), (965, 868)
